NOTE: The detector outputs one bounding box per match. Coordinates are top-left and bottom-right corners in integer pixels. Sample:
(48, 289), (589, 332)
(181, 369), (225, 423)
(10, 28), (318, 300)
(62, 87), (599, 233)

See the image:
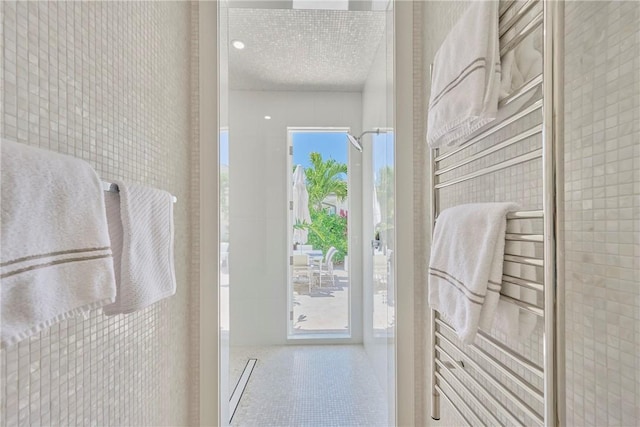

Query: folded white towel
(428, 202), (519, 344)
(427, 1), (501, 148)
(1, 140), (116, 348)
(492, 220), (538, 341)
(103, 181), (176, 315)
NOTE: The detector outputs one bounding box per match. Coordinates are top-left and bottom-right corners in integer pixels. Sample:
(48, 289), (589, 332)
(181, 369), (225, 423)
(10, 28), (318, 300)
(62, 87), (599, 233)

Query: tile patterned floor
(230, 345), (390, 427)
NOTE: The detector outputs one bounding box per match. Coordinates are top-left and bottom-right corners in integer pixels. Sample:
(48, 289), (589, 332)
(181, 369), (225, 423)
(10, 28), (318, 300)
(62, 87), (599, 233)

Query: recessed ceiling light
(232, 40), (245, 50)
(264, 115), (272, 120)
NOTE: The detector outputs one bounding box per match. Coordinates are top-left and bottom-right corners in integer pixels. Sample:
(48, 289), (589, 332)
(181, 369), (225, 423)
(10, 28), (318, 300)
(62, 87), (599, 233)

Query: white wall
(229, 90), (363, 345)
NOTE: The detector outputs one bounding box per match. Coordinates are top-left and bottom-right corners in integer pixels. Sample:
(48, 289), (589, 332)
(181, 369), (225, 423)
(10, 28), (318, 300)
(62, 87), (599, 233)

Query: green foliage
(306, 209), (348, 263)
(294, 151), (349, 263)
(305, 152), (348, 210)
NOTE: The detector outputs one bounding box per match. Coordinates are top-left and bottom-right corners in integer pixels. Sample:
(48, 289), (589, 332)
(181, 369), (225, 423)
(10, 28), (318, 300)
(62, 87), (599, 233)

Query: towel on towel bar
(428, 202), (519, 344)
(495, 30), (543, 120)
(427, 0), (501, 148)
(493, 220), (538, 341)
(0, 140), (116, 348)
(103, 181), (176, 315)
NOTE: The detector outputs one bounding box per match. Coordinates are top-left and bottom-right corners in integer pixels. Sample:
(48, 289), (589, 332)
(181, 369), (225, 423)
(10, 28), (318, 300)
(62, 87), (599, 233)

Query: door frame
(286, 127), (355, 341)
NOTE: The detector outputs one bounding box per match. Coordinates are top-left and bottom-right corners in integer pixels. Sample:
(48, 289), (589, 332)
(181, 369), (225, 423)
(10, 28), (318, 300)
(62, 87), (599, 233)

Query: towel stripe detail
(429, 267), (489, 299)
(1, 246), (112, 267)
(430, 64), (497, 109)
(429, 58), (486, 108)
(1, 254), (113, 279)
(487, 280), (502, 292)
(429, 271), (484, 306)
(430, 65), (487, 109)
(430, 57), (487, 104)
(429, 267), (487, 303)
(430, 59), (502, 110)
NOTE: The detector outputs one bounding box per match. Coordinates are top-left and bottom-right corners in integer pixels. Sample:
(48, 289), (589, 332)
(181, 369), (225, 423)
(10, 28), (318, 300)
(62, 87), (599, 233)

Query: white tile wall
(0, 1), (197, 425)
(564, 2), (639, 426)
(412, 3), (428, 424)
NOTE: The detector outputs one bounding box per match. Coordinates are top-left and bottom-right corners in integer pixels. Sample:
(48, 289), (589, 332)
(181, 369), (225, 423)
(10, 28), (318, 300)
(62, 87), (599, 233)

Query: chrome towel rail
(434, 99), (543, 162)
(429, 0), (564, 425)
(434, 149), (542, 189)
(499, 0), (539, 38)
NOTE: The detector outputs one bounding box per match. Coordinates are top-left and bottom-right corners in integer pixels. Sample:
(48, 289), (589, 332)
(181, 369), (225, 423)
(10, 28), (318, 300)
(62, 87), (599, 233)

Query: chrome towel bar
(102, 181), (177, 203)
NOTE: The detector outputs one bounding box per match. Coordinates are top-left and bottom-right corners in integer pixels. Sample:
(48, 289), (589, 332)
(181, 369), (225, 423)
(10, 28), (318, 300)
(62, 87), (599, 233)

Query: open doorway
(287, 129), (351, 338)
(214, 0), (404, 424)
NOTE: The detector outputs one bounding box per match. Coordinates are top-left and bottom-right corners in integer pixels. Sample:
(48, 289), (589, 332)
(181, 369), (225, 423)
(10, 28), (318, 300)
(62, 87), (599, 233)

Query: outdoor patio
(291, 265), (395, 335)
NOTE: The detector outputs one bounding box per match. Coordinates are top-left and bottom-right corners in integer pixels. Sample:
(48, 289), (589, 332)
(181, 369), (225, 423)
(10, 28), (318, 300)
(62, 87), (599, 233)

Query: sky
(292, 131), (348, 170)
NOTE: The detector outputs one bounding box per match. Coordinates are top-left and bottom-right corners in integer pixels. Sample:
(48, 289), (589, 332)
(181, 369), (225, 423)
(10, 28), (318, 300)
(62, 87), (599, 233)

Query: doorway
(287, 129), (352, 338)
(209, 1), (409, 425)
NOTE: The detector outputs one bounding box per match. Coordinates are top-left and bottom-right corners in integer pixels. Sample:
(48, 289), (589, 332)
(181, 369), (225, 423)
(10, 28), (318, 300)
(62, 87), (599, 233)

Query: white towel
(495, 33), (543, 121)
(103, 181), (176, 315)
(427, 0), (501, 148)
(492, 220), (538, 341)
(428, 202), (519, 344)
(1, 140), (116, 348)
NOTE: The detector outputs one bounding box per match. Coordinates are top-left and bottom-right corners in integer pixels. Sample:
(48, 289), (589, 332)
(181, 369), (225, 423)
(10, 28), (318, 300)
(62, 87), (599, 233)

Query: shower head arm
(347, 128), (389, 152)
(355, 128), (383, 142)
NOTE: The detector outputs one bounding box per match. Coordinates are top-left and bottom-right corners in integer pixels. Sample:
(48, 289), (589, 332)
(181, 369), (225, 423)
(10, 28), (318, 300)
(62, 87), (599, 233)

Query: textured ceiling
(228, 8), (386, 91)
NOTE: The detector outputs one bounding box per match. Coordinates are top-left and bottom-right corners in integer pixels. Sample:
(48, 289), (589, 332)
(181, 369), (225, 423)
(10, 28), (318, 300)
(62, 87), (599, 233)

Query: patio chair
(312, 247), (337, 288)
(292, 254), (312, 293)
(299, 244), (313, 252)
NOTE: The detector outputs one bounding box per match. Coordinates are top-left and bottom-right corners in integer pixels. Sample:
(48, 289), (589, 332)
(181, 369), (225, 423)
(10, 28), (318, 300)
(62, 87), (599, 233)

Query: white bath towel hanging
(428, 202), (519, 344)
(0, 140), (116, 348)
(427, 0), (501, 148)
(103, 181), (176, 315)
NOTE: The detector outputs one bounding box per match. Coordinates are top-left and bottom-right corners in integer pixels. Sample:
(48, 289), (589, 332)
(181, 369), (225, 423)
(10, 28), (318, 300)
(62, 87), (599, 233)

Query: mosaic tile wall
(564, 2), (639, 426)
(420, 1), (639, 426)
(188, 2), (201, 424)
(411, 3), (427, 425)
(0, 2), (197, 426)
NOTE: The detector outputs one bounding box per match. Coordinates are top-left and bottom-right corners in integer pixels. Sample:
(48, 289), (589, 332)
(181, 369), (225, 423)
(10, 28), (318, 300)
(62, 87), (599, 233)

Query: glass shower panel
(372, 132), (394, 337)
(219, 0), (230, 424)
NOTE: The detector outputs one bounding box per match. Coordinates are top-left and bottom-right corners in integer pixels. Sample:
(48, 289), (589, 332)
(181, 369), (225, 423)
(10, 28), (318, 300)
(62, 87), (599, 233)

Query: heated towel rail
(429, 1), (564, 426)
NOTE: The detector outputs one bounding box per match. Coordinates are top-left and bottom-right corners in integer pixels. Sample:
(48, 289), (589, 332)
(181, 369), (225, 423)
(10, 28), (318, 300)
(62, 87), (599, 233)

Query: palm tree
(305, 152), (348, 210)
